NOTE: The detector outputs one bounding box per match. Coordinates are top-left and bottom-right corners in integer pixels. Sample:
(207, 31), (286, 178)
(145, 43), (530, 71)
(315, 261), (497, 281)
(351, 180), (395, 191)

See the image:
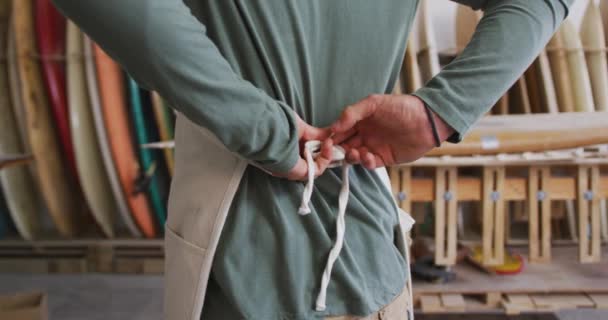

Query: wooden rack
(0, 239), (164, 274)
(389, 148), (608, 266)
(414, 247), (608, 315)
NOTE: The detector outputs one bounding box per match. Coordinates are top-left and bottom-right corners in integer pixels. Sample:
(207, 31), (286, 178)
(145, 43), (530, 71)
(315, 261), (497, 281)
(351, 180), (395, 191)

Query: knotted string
(297, 141), (350, 311)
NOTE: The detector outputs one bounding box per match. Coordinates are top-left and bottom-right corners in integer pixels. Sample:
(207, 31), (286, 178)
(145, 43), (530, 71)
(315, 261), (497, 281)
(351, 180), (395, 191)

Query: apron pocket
(164, 225), (207, 320)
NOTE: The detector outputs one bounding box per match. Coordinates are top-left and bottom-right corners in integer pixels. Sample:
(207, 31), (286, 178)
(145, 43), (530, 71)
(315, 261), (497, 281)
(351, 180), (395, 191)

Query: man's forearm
(414, 0), (572, 142)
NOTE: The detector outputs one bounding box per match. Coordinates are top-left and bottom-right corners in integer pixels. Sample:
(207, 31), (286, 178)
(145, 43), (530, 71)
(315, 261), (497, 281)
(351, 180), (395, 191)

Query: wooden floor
(414, 246), (608, 314)
(414, 246), (608, 295)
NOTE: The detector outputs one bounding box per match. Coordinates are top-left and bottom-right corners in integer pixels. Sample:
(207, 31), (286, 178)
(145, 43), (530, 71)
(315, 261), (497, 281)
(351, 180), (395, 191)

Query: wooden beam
(408, 175), (608, 202)
(434, 167), (458, 266)
(578, 166), (602, 263)
(528, 166), (552, 263)
(482, 166), (506, 266)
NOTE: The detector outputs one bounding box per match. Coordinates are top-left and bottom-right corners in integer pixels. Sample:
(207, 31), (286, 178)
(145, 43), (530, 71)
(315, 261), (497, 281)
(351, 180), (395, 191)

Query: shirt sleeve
(52, 0), (300, 174)
(413, 0), (574, 142)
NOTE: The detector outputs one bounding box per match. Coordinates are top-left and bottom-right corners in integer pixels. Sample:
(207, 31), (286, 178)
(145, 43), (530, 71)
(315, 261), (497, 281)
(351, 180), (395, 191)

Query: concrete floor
(0, 274), (163, 320)
(0, 274), (606, 320)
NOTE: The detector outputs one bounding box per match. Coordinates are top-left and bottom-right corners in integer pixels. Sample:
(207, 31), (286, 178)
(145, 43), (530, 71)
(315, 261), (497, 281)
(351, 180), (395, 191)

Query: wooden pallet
(389, 149), (608, 266)
(0, 239), (164, 274)
(414, 247), (608, 314)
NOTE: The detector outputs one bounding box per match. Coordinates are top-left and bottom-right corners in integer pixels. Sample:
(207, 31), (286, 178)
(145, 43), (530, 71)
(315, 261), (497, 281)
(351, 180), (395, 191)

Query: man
(54, 0), (571, 319)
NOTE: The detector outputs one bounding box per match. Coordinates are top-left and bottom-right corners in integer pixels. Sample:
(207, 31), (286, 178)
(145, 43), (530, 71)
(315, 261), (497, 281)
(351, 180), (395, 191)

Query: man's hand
(331, 94), (454, 169)
(273, 114), (335, 181)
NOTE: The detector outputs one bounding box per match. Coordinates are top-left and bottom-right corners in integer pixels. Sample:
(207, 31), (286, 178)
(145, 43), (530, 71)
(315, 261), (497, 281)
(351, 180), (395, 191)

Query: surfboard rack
(414, 247), (608, 315)
(0, 239), (164, 274)
(389, 147), (608, 267)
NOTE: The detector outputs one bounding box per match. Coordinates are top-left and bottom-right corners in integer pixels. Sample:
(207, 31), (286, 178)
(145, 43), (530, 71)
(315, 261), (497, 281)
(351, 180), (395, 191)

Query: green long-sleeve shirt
(53, 0), (570, 319)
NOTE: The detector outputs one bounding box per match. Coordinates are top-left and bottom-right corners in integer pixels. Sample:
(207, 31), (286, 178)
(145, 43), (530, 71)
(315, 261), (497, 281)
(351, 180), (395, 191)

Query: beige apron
(164, 113), (414, 320)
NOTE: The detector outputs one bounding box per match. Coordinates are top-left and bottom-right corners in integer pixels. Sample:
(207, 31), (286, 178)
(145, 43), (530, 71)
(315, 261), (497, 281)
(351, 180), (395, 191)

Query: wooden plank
(434, 168), (447, 265)
(503, 294), (535, 315)
(413, 246), (608, 296)
(588, 293), (608, 309)
(434, 167), (458, 266)
(420, 295), (443, 313)
(531, 293), (595, 309)
(578, 166), (602, 263)
(426, 112), (608, 156)
(400, 167), (412, 213)
(485, 292), (502, 307)
(528, 166), (552, 263)
(408, 175), (608, 202)
(482, 167), (506, 265)
(507, 294), (535, 307)
(0, 259), (48, 273)
(441, 293), (466, 312)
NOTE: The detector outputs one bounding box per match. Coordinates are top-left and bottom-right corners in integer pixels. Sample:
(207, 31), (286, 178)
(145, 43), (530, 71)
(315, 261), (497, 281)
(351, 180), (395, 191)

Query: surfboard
(537, 51), (559, 113)
(455, 4), (482, 52)
(524, 51), (559, 114)
(13, 0), (85, 237)
(417, 0), (440, 84)
(581, 2), (608, 112)
(601, 0), (608, 55)
(83, 37), (141, 238)
(426, 112), (608, 156)
(34, 0), (79, 179)
(561, 20), (595, 112)
(403, 38), (422, 93)
(508, 77), (532, 114)
(66, 22), (116, 237)
(94, 44), (157, 238)
(455, 5), (510, 115)
(150, 91), (175, 177)
(0, 188), (11, 238)
(1, 4), (42, 240)
(127, 79), (166, 228)
(547, 28), (575, 113)
(581, 2), (608, 242)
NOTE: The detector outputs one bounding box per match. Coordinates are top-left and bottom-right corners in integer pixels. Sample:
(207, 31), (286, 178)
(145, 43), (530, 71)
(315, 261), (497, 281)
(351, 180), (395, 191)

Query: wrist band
(423, 103), (442, 147)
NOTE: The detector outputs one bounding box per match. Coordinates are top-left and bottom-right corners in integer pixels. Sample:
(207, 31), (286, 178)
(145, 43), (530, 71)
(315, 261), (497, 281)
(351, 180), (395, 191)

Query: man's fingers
(313, 139), (333, 177)
(332, 128), (356, 145)
(342, 135), (363, 149)
(331, 94), (381, 133)
(362, 152), (376, 169)
(346, 148), (361, 164)
(302, 124), (332, 141)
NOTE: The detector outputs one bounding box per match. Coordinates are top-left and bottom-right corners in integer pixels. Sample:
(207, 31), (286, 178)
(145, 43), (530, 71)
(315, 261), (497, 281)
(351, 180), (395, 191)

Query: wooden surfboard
(1, 4), (42, 240)
(426, 112), (608, 156)
(94, 44), (157, 238)
(84, 36), (141, 238)
(150, 91), (175, 177)
(403, 38), (422, 93)
(13, 0), (85, 237)
(561, 20), (595, 112)
(417, 0), (440, 84)
(7, 17), (29, 156)
(524, 51), (559, 114)
(67, 22), (116, 238)
(127, 79), (166, 228)
(547, 27), (575, 113)
(581, 2), (608, 242)
(34, 0), (78, 178)
(508, 77), (532, 114)
(601, 0), (608, 55)
(581, 2), (608, 112)
(455, 4), (482, 51)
